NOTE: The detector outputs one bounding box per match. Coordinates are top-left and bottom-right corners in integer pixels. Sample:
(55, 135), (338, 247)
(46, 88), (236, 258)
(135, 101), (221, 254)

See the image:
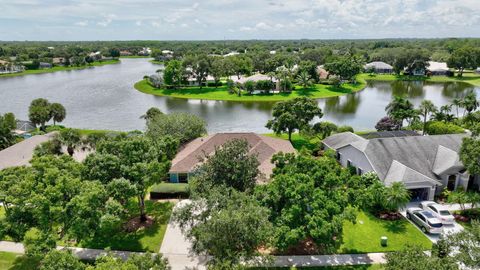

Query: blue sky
(1, 0), (480, 40)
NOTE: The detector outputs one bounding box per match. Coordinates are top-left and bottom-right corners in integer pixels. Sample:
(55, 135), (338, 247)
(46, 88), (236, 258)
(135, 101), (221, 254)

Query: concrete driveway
(160, 200), (208, 270)
(401, 202), (464, 243)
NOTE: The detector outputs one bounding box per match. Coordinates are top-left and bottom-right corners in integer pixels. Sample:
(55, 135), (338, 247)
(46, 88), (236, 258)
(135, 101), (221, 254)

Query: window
(178, 173), (188, 183)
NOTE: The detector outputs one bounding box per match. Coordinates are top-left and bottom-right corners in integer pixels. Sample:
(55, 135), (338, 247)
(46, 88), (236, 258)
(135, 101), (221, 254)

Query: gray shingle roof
(364, 61), (393, 70)
(322, 132), (366, 150)
(363, 134), (467, 183)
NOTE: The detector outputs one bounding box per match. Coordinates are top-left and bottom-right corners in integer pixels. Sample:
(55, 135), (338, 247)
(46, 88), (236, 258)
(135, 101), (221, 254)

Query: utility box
(381, 236), (388, 247)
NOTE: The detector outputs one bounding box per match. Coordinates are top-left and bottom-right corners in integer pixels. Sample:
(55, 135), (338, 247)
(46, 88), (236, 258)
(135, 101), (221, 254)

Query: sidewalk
(272, 253), (386, 267)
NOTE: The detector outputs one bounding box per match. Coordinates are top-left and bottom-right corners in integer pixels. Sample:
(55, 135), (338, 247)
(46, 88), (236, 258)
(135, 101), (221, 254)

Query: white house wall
(337, 145), (374, 173)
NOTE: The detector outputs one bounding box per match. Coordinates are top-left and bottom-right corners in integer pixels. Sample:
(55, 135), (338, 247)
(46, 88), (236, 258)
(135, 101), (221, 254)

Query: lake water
(0, 58), (478, 133)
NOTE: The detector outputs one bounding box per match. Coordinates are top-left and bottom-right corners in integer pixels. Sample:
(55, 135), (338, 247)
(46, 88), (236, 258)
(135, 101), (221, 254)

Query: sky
(1, 0), (480, 41)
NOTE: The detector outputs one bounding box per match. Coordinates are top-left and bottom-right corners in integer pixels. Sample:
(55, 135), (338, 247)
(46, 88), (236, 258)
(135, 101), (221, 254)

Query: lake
(0, 58), (478, 133)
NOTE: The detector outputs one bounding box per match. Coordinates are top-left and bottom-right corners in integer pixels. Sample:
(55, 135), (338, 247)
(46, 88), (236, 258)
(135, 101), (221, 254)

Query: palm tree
(385, 96), (415, 128)
(58, 128), (82, 156)
(463, 90), (479, 116)
(452, 98), (463, 118)
(418, 100), (437, 135)
(297, 70), (313, 89)
(383, 182), (411, 212)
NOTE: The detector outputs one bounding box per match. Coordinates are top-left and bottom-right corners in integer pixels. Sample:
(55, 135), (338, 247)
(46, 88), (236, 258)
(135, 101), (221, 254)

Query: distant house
(223, 51), (240, 57)
(405, 60), (427, 76)
(427, 61), (449, 76)
(323, 132), (479, 201)
(0, 60), (24, 74)
(138, 47), (151, 56)
(316, 66), (330, 80)
(475, 67), (480, 74)
(187, 75), (216, 86)
(231, 73), (278, 84)
(120, 50), (132, 56)
(39, 62), (52, 69)
(364, 61), (393, 74)
(52, 57), (66, 66)
(168, 133), (296, 183)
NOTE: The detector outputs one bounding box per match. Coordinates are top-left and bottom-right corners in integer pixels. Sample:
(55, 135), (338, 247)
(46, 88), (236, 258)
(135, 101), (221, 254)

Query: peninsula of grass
(134, 79), (366, 102)
(0, 59), (120, 78)
(149, 60), (163, 65)
(358, 73), (480, 86)
(338, 211), (432, 254)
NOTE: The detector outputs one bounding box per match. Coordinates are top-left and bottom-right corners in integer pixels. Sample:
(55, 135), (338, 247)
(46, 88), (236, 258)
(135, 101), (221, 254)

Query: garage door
(409, 188), (429, 201)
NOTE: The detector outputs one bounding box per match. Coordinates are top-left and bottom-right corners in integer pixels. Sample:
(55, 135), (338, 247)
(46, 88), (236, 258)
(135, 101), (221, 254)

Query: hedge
(150, 183), (189, 199)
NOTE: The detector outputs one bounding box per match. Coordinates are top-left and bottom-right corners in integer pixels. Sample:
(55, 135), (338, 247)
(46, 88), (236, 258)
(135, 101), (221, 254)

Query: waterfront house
(52, 57), (66, 65)
(323, 132), (479, 201)
(364, 61), (393, 74)
(39, 62), (52, 69)
(0, 60), (24, 74)
(316, 66), (330, 80)
(427, 61), (449, 75)
(168, 133), (295, 183)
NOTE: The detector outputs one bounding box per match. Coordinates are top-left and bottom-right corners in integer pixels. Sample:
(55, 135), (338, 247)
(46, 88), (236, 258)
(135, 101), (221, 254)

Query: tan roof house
(168, 133), (295, 183)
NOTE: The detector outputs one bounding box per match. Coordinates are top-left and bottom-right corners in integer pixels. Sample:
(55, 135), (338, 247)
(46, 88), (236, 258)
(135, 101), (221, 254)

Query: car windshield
(429, 221), (443, 228)
(422, 211), (435, 218)
(439, 210), (451, 216)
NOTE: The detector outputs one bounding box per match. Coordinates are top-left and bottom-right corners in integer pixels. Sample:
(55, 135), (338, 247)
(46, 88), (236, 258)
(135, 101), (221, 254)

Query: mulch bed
(454, 213), (470, 223)
(123, 216), (155, 233)
(378, 212), (403, 220)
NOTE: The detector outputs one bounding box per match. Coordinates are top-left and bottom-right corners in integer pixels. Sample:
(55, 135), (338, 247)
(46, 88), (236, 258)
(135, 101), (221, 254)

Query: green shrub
(150, 183), (189, 199)
(425, 121), (464, 135)
(337, 125), (355, 133)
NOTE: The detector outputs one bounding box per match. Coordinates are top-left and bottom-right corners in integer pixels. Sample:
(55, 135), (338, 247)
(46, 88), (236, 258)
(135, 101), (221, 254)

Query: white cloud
(74, 20), (88, 26)
(97, 13), (116, 27)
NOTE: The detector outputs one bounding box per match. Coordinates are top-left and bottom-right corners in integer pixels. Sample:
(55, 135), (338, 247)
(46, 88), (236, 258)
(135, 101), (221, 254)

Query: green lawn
(338, 211), (432, 254)
(134, 79), (366, 102)
(120, 55), (152, 58)
(357, 73), (480, 86)
(263, 133), (319, 152)
(0, 252), (39, 270)
(0, 60), (120, 78)
(77, 200), (173, 252)
(151, 182), (189, 193)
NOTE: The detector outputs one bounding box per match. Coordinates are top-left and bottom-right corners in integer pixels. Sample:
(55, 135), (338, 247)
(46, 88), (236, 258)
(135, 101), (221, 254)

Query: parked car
(419, 201), (455, 225)
(406, 207), (443, 234)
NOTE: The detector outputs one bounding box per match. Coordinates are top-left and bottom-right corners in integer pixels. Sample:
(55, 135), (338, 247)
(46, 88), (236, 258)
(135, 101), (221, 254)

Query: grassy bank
(0, 59), (120, 78)
(0, 252), (39, 270)
(149, 60), (163, 65)
(358, 73), (480, 86)
(134, 79), (365, 102)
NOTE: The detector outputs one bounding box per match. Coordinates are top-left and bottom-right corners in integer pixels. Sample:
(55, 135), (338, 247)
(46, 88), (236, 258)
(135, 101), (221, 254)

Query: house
(168, 133), (296, 183)
(323, 132), (479, 201)
(223, 51), (240, 57)
(427, 61), (449, 75)
(364, 61), (393, 74)
(39, 62), (52, 69)
(52, 57), (66, 65)
(316, 66), (330, 80)
(475, 67), (480, 74)
(0, 60), (24, 74)
(187, 75), (216, 86)
(0, 133), (55, 170)
(120, 50), (132, 56)
(138, 47), (152, 56)
(405, 60), (427, 76)
(15, 120), (36, 135)
(231, 73), (280, 92)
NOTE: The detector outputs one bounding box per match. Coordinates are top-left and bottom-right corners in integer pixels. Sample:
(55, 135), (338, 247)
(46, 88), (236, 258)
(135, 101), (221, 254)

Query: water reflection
(0, 59), (478, 132)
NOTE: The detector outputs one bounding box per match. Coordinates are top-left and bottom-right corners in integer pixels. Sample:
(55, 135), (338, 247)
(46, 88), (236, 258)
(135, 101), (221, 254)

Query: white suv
(419, 201), (455, 225)
(406, 207), (444, 234)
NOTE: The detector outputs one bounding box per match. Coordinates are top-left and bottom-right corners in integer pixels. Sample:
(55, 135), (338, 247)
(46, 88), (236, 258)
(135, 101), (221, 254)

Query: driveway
(401, 202), (464, 243)
(160, 200), (208, 270)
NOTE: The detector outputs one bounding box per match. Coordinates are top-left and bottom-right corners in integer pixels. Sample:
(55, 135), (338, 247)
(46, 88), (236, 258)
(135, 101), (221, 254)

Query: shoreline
(0, 59), (120, 78)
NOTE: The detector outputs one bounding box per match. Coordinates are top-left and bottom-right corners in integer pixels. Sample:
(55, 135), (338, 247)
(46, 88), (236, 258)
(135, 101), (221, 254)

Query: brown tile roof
(169, 133), (295, 180)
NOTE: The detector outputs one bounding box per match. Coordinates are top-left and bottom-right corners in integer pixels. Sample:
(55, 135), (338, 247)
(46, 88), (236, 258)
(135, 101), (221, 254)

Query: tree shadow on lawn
(7, 255), (40, 270)
(80, 201), (172, 252)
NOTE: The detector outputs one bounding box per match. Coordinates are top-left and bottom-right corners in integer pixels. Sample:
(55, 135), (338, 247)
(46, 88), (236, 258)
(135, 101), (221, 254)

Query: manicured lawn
(338, 211), (432, 254)
(151, 182), (189, 193)
(253, 265), (383, 270)
(134, 79), (366, 102)
(263, 133), (319, 152)
(357, 73), (480, 86)
(0, 252), (39, 270)
(0, 60), (120, 78)
(0, 207), (5, 219)
(77, 200), (173, 252)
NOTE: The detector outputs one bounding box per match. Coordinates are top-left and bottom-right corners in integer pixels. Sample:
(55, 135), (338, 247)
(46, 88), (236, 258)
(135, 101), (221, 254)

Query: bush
(255, 80), (275, 91)
(150, 182), (189, 199)
(207, 81), (222, 87)
(244, 80), (255, 94)
(337, 125), (354, 133)
(425, 121), (464, 135)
